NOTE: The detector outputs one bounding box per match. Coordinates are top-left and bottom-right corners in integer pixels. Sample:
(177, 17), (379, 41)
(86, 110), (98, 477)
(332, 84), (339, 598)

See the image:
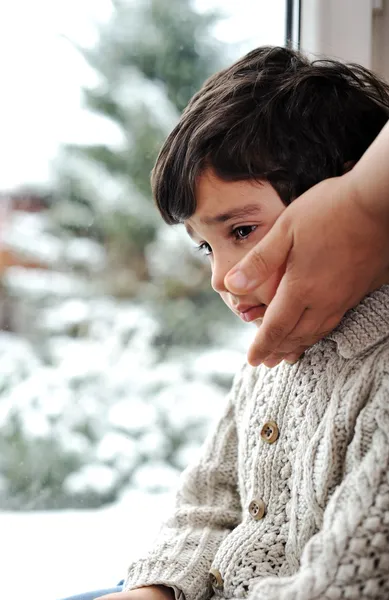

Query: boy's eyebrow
(201, 203), (262, 225)
(184, 203), (262, 240)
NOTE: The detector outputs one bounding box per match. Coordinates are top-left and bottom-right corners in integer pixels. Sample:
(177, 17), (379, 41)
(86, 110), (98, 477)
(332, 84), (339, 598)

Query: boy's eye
(233, 225), (257, 240)
(196, 242), (212, 256)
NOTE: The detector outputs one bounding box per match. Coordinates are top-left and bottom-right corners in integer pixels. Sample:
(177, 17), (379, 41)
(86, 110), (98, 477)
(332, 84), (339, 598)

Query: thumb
(225, 215), (292, 293)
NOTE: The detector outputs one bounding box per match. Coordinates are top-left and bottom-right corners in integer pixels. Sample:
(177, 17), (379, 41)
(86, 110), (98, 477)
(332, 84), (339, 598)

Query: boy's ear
(343, 160), (355, 174)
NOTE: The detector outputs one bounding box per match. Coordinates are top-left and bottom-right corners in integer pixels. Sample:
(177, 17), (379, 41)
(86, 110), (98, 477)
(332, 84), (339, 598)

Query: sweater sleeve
(252, 375), (389, 600)
(123, 366), (245, 600)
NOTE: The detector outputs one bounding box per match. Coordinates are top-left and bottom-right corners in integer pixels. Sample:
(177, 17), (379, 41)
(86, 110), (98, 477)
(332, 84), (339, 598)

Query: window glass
(0, 1), (286, 596)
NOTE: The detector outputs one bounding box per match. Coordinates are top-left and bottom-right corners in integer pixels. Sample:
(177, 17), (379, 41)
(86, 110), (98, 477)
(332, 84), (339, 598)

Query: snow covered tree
(52, 0), (233, 347)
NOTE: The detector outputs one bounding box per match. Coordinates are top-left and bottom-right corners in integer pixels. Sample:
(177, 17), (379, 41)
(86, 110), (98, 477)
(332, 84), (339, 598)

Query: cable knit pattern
(124, 286), (389, 600)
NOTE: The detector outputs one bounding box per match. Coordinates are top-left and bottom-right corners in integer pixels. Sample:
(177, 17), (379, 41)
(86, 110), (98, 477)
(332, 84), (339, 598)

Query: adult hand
(225, 171), (389, 368)
(96, 594), (134, 599)
(97, 585), (175, 600)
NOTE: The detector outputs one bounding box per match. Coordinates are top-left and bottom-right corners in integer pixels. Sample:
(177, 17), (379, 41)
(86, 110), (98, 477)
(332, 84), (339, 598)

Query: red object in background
(0, 191), (52, 274)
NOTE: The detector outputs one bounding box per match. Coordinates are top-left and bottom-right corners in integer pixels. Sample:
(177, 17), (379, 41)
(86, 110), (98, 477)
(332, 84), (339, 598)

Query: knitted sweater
(124, 286), (389, 600)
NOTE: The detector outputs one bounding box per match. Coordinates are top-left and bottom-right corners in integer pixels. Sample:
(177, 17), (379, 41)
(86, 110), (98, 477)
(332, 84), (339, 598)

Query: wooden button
(209, 568), (224, 590)
(248, 498), (266, 520)
(260, 420), (279, 444)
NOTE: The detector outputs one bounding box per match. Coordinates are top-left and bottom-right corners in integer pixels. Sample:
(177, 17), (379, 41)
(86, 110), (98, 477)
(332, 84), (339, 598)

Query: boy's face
(185, 169), (286, 326)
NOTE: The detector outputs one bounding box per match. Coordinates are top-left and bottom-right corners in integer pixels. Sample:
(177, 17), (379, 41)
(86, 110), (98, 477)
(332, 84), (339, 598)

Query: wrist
(343, 168), (389, 226)
(347, 159), (389, 227)
(146, 585), (176, 600)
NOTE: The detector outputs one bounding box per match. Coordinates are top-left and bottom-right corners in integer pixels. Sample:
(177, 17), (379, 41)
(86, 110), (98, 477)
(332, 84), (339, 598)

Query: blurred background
(0, 1), (388, 598)
(0, 0), (287, 513)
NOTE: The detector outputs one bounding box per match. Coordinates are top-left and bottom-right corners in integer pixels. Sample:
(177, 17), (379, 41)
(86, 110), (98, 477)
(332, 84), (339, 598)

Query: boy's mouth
(235, 303), (267, 323)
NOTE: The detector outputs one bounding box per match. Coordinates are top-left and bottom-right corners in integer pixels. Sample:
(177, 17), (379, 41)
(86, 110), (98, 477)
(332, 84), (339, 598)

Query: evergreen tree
(52, 0), (235, 349)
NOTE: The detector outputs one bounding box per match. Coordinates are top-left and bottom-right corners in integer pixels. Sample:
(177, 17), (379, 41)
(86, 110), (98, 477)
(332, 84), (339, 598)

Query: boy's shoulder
(326, 285), (389, 361)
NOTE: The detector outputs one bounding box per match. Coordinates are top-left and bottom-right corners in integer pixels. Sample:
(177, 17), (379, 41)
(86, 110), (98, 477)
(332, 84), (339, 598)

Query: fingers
(225, 215), (292, 293)
(96, 592), (139, 599)
(261, 345), (308, 368)
(283, 347), (308, 364)
(246, 276), (306, 366)
(276, 311), (343, 356)
(248, 303), (345, 368)
(96, 595), (122, 599)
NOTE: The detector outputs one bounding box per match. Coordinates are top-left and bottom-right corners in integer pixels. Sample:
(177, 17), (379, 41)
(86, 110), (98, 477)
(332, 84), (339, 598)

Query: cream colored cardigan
(125, 286), (389, 600)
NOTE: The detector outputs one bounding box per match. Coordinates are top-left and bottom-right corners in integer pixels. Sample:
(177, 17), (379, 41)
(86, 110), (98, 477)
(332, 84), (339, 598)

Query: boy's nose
(211, 269), (226, 293)
(211, 257), (231, 293)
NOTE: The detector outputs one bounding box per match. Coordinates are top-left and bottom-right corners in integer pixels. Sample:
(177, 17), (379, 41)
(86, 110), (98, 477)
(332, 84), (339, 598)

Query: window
(0, 2), (288, 597)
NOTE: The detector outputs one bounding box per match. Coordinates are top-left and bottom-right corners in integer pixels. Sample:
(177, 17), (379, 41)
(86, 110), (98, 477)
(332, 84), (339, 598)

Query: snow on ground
(0, 491), (174, 600)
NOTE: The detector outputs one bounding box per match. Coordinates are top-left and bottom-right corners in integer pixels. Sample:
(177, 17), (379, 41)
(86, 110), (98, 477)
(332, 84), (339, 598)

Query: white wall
(300, 0), (389, 82)
(372, 0), (389, 82)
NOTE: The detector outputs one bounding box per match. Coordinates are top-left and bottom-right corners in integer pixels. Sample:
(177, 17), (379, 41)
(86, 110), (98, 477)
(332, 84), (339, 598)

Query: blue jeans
(59, 581), (124, 600)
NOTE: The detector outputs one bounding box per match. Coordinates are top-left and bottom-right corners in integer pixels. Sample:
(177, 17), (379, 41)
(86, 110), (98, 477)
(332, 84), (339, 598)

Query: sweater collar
(326, 285), (389, 359)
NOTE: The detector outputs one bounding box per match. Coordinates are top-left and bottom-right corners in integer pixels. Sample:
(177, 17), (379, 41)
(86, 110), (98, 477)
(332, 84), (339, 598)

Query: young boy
(69, 47), (389, 600)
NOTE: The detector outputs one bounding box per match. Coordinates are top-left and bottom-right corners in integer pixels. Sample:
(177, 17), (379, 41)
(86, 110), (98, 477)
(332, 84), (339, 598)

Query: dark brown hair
(152, 46), (389, 224)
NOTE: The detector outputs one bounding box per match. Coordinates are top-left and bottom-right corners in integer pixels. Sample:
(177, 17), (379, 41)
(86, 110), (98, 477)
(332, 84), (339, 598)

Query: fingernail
(285, 359), (297, 365)
(226, 269), (249, 290)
